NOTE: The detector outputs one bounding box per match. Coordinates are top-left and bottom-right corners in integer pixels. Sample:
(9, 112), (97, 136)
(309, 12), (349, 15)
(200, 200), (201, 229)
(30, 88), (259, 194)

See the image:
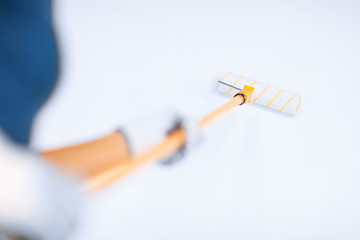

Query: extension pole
(85, 94), (246, 193)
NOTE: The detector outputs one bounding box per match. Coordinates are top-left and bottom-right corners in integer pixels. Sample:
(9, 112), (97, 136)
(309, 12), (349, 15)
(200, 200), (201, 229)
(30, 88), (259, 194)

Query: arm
(41, 111), (193, 189)
(41, 132), (131, 179)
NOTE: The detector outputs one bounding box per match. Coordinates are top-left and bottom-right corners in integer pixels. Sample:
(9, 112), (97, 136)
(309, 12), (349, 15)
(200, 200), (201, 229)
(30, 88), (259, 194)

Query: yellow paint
(296, 97), (302, 113)
(226, 88), (232, 94)
(280, 93), (298, 111)
(232, 76), (244, 86)
(249, 80), (257, 87)
(252, 85), (270, 103)
(226, 76), (244, 94)
(219, 72), (231, 82)
(266, 89), (284, 107)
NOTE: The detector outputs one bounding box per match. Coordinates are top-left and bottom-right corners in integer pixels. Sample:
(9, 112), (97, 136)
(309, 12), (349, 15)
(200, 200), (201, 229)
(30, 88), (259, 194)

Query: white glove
(0, 131), (81, 240)
(120, 111), (202, 164)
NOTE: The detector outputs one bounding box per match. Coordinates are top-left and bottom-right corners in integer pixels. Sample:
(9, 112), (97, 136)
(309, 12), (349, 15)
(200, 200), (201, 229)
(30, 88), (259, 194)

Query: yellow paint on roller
(296, 97), (302, 113)
(219, 72), (231, 82)
(266, 89), (284, 107)
(232, 76), (244, 86)
(252, 85), (271, 103)
(280, 93), (298, 111)
(226, 76), (244, 94)
(249, 80), (257, 86)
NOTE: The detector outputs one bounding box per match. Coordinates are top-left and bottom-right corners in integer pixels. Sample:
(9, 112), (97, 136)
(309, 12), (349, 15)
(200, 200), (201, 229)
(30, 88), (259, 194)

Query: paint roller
(217, 72), (302, 115)
(85, 72), (301, 192)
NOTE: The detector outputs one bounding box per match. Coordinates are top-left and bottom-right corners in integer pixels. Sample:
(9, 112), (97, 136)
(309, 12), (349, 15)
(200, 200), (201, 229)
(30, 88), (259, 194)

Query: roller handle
(85, 87), (253, 193)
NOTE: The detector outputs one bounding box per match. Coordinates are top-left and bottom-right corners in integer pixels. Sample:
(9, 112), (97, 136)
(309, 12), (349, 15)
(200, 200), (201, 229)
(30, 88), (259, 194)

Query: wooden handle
(85, 95), (245, 193)
(198, 94), (244, 128)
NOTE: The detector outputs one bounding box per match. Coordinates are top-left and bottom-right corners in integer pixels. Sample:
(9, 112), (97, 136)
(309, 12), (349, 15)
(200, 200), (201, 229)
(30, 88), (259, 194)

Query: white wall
(32, 0), (360, 239)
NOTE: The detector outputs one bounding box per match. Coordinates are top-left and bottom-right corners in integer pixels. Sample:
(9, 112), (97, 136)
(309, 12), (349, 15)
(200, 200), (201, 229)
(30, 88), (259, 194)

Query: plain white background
(32, 0), (360, 239)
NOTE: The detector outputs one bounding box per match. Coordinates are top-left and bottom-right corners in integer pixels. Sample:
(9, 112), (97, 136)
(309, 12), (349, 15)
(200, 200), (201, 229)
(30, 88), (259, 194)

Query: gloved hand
(119, 111), (202, 165)
(0, 131), (81, 240)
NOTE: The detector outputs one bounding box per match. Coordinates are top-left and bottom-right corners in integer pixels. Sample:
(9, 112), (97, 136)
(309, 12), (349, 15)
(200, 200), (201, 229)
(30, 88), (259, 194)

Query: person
(0, 0), (198, 239)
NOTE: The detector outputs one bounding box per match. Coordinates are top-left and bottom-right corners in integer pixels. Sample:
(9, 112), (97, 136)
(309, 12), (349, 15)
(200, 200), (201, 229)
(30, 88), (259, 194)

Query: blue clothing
(0, 0), (58, 145)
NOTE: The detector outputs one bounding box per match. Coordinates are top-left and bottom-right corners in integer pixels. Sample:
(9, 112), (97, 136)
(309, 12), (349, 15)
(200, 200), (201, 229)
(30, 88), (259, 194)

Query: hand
(120, 110), (202, 165)
(0, 131), (81, 240)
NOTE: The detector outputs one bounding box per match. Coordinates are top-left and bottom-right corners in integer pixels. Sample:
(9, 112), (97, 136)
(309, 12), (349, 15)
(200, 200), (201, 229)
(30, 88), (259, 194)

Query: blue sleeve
(0, 0), (59, 145)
